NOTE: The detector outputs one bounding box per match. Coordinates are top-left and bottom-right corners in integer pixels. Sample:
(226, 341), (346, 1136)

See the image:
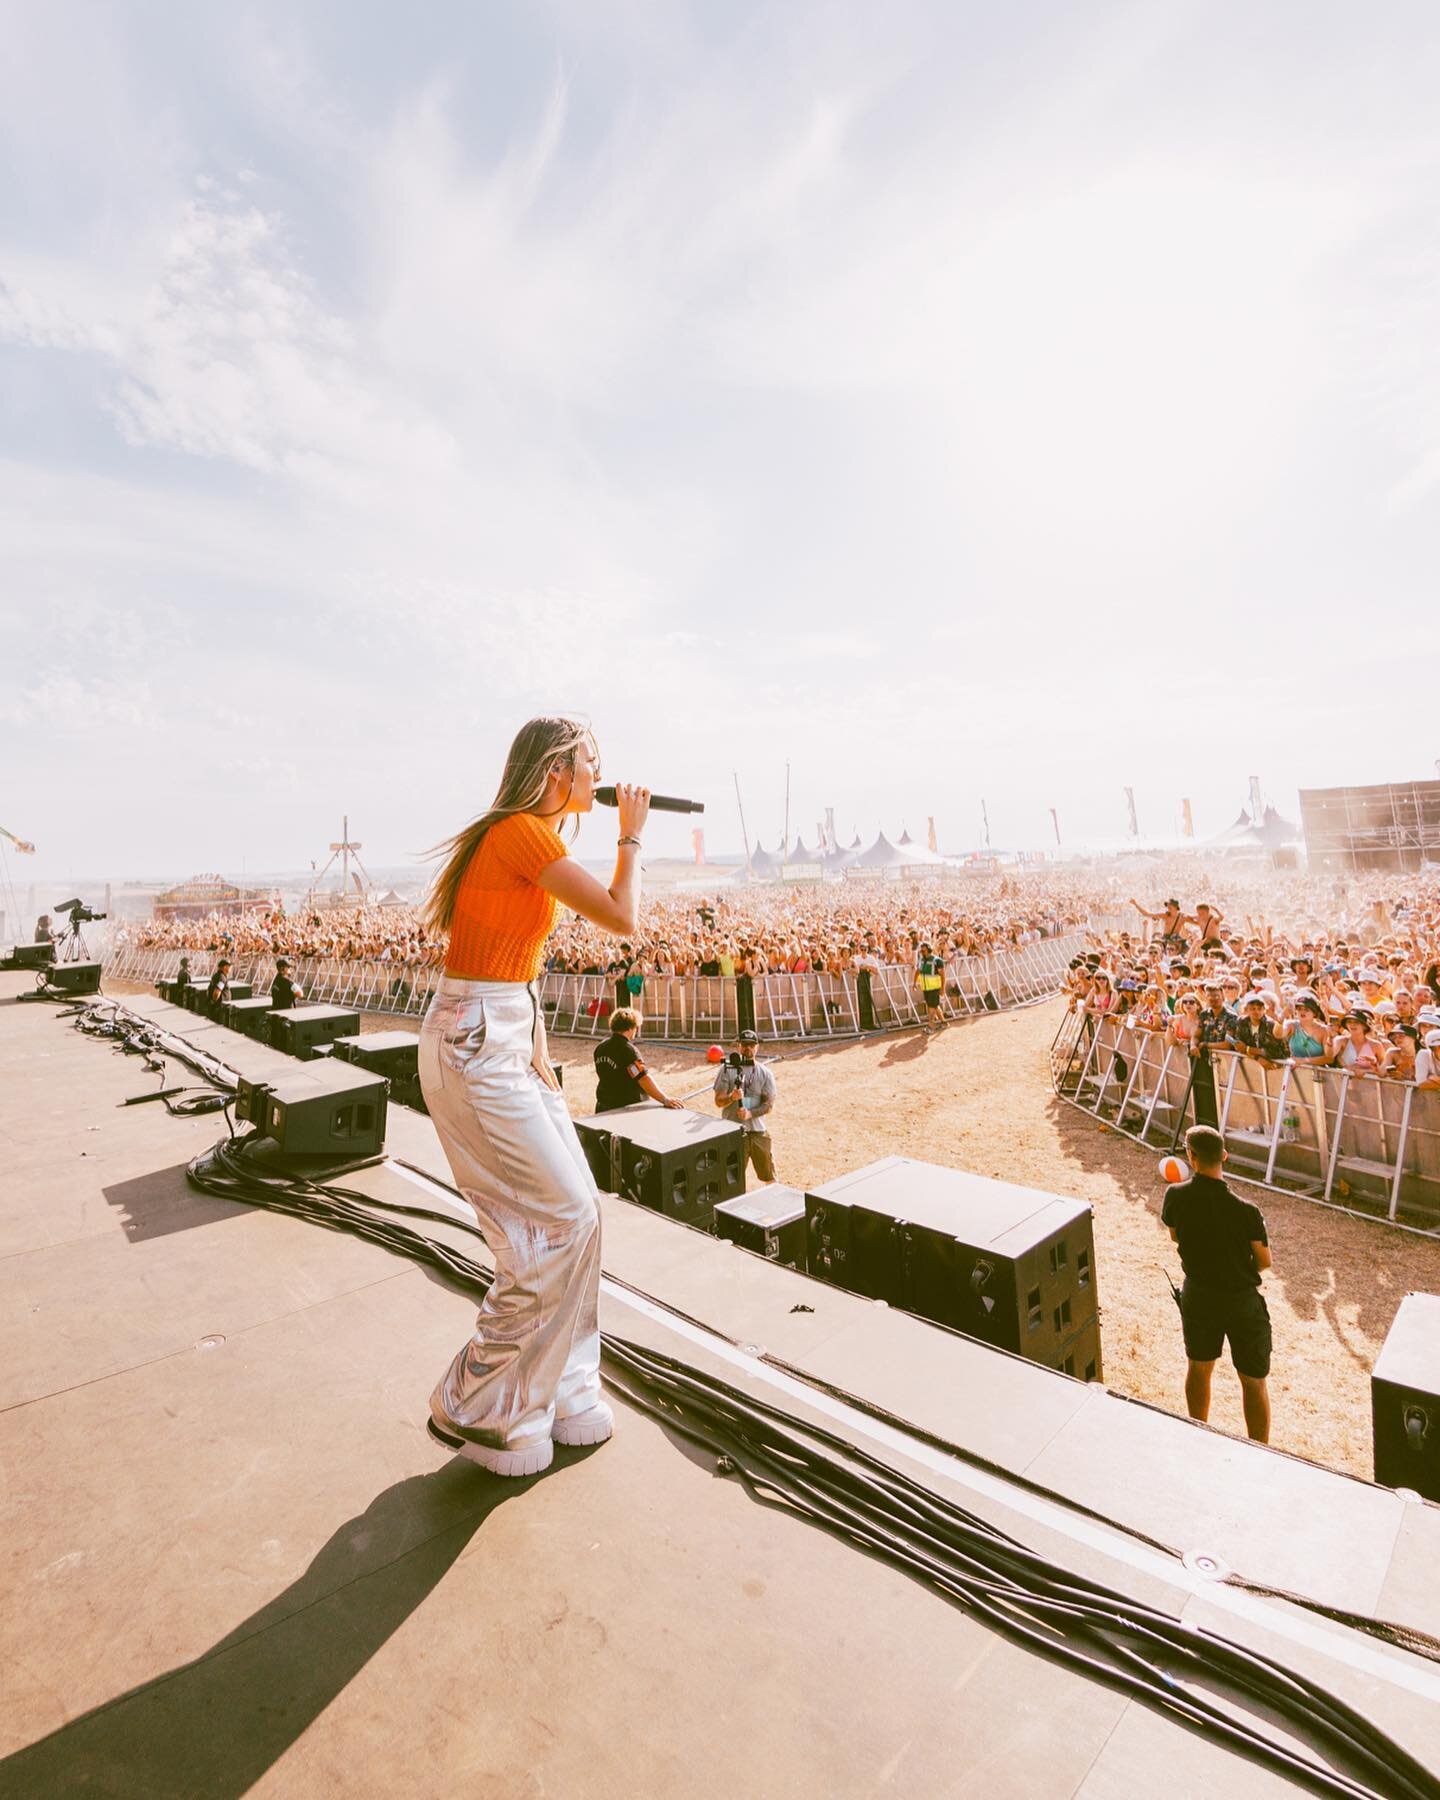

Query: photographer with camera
(713, 1028), (778, 1183)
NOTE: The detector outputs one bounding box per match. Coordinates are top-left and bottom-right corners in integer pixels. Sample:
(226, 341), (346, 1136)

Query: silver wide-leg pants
(418, 977), (602, 1453)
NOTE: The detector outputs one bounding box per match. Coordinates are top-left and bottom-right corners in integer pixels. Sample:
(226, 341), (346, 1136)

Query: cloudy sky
(3, 0), (1439, 883)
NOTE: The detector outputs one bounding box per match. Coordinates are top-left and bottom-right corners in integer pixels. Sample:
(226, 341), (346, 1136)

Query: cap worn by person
(1426, 1030), (1440, 1049)
(737, 1029), (760, 1044)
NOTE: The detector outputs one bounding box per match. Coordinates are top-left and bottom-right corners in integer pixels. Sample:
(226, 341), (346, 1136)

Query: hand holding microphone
(612, 783), (651, 844)
(594, 786), (704, 815)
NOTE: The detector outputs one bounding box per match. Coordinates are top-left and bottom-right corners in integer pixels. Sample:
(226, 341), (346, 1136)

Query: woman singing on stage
(419, 716), (650, 1476)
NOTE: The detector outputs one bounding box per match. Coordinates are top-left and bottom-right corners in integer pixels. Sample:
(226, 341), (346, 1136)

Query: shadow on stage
(0, 1464), (517, 1798)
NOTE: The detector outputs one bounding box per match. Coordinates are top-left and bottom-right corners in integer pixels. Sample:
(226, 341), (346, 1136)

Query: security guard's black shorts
(1181, 1282), (1272, 1379)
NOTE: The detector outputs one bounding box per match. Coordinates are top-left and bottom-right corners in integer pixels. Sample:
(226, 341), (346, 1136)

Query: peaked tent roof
(1207, 803), (1302, 851)
(853, 832), (914, 870)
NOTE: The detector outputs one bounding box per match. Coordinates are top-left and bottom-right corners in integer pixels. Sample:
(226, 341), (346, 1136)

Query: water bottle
(1281, 1108), (1299, 1144)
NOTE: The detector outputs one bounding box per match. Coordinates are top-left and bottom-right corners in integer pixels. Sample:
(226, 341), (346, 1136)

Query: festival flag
(692, 827), (705, 866)
(1049, 807), (1061, 845)
(927, 816), (938, 854)
(1124, 788), (1138, 837)
(1181, 798), (1194, 838)
(1, 825), (36, 854)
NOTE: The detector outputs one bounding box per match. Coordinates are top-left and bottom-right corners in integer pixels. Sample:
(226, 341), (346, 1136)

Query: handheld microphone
(594, 786), (705, 815)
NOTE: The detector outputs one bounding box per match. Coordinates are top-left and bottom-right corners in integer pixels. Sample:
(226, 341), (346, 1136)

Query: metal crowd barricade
(1052, 1012), (1440, 1234)
(102, 926), (1097, 1047)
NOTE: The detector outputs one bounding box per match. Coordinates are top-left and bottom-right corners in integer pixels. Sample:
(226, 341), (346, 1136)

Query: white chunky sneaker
(553, 1401), (614, 1447)
(427, 1417), (554, 1478)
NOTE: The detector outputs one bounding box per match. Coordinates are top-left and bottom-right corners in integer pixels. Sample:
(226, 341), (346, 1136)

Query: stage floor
(2, 975), (1438, 1797)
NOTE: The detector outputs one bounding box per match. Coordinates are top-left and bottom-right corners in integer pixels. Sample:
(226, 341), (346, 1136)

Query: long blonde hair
(423, 715), (594, 937)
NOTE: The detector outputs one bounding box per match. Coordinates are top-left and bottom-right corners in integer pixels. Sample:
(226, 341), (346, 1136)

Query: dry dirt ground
(108, 979), (1440, 1480)
(551, 1000), (1440, 1482)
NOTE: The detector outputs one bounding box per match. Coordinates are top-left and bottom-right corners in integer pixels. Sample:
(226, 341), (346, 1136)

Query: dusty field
(552, 1001), (1440, 1482)
(107, 977), (1440, 1479)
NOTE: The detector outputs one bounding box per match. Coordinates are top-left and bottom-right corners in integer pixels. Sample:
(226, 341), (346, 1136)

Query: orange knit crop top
(445, 812), (568, 982)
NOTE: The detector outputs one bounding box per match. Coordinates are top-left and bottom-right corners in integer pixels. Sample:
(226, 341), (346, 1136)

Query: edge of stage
(2, 971), (1438, 1797)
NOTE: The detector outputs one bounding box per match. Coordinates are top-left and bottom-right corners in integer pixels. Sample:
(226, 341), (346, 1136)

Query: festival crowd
(1070, 877), (1440, 1087)
(112, 875), (1107, 981)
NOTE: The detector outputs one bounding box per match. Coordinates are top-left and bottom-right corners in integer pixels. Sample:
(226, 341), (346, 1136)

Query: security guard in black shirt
(270, 957), (300, 1012)
(592, 1008), (683, 1113)
(1161, 1125), (1273, 1442)
(206, 958), (232, 1012)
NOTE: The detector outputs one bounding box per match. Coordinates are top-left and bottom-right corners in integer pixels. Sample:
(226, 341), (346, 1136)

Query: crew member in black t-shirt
(270, 957), (300, 1012)
(592, 1008), (683, 1113)
(1161, 1125), (1273, 1442)
(206, 958), (233, 1012)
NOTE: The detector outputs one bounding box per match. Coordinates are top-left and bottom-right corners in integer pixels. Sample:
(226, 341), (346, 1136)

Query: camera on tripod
(56, 897), (107, 926)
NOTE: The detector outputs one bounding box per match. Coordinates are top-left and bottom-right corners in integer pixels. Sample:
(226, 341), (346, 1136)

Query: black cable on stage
(179, 1131), (1439, 1800)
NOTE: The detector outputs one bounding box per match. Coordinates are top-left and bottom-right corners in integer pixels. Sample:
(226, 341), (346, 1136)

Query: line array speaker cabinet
(224, 996), (279, 1038)
(9, 942), (55, 969)
(333, 1031), (420, 1080)
(1373, 1292), (1440, 1501)
(713, 1186), (807, 1269)
(240, 1062), (388, 1157)
(574, 1104), (746, 1229)
(43, 962), (102, 997)
(804, 1158), (1100, 1376)
(333, 1030), (426, 1111)
(195, 981), (252, 1017)
(269, 1006), (362, 1060)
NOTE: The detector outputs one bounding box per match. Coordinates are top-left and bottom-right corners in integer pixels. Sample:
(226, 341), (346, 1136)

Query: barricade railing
(1050, 1008), (1440, 1234)
(101, 926), (1099, 1043)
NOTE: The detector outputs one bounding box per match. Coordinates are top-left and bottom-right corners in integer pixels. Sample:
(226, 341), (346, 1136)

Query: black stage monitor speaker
(269, 1005), (362, 1060)
(197, 980), (252, 1018)
(333, 1031), (420, 1080)
(11, 942), (56, 969)
(804, 1158), (1100, 1375)
(246, 1062), (388, 1158)
(1373, 1292), (1440, 1501)
(43, 962), (102, 997)
(804, 1184), (859, 1288)
(714, 1186), (807, 1269)
(574, 1104), (745, 1229)
(225, 996), (279, 1038)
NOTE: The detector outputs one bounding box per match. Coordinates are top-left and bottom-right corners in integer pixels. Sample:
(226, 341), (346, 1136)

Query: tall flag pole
(1124, 788), (1139, 837)
(1181, 798), (1194, 838)
(732, 773), (753, 869)
(1049, 807), (1061, 846)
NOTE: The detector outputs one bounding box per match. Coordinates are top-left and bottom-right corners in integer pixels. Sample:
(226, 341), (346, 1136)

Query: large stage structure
(1298, 779), (1440, 873)
(4, 971), (1440, 1796)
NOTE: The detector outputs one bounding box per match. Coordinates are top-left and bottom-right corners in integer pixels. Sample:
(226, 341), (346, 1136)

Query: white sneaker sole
(553, 1401), (614, 1447)
(427, 1417), (554, 1477)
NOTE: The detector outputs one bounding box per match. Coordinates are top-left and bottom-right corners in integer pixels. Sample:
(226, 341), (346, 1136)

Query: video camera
(57, 897), (108, 926)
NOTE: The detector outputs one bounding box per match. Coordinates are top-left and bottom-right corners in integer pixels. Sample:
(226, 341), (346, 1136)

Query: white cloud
(1, 2), (1439, 876)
